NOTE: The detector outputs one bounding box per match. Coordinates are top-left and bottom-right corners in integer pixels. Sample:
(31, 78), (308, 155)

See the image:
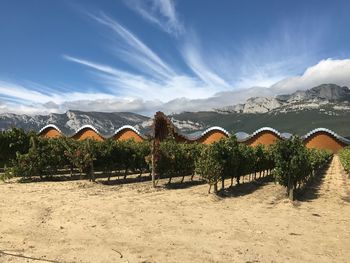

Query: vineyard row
(0, 128), (333, 199)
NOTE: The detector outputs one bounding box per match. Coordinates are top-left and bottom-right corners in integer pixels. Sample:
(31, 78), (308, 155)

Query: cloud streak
(0, 2), (345, 117)
(124, 0), (184, 36)
(89, 12), (176, 80)
(2, 58), (350, 116)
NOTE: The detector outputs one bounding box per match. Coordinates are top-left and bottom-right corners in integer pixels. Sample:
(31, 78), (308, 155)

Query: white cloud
(63, 14), (229, 102)
(89, 12), (176, 80)
(270, 59), (350, 94)
(181, 37), (231, 89)
(64, 55), (218, 101)
(3, 58), (350, 116)
(0, 80), (115, 114)
(1, 7), (346, 117)
(124, 0), (184, 36)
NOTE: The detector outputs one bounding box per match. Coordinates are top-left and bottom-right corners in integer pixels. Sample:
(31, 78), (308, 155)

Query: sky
(1, 0), (350, 115)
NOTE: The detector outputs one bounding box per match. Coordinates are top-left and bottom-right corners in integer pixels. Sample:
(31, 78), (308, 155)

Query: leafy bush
(272, 137), (332, 198)
(195, 143), (223, 193)
(157, 139), (201, 183)
(0, 128), (33, 167)
(3, 134), (151, 182)
(195, 137), (273, 193)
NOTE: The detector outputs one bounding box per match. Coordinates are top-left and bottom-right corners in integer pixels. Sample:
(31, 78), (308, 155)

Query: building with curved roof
(241, 127), (283, 147)
(71, 125), (105, 141)
(194, 127), (230, 144)
(302, 128), (350, 153)
(111, 125), (145, 142)
(38, 124), (62, 138)
(37, 112), (350, 153)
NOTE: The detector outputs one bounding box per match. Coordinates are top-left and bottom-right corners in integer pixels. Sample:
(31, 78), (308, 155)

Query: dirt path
(315, 155), (350, 203)
(0, 157), (349, 263)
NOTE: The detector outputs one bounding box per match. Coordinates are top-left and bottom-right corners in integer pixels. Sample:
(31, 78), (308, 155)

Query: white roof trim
(74, 125), (101, 136)
(302, 128), (350, 144)
(38, 124), (62, 134)
(235, 127), (282, 142)
(113, 125), (143, 137)
(201, 126), (231, 137)
(251, 127), (282, 138)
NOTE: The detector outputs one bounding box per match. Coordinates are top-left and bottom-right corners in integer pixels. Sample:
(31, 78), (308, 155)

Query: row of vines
(1, 130), (150, 182)
(0, 128), (332, 199)
(339, 146), (350, 174)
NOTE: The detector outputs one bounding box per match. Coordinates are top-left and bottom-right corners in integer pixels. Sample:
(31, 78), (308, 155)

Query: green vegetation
(0, 128), (33, 167)
(195, 136), (274, 193)
(339, 146), (350, 174)
(1, 132), (150, 182)
(272, 137), (332, 199)
(0, 128), (333, 201)
(156, 139), (202, 183)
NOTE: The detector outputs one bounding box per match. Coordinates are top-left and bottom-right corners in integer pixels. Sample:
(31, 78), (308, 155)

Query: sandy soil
(0, 156), (350, 263)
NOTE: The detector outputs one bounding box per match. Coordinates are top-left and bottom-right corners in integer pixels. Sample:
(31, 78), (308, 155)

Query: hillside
(171, 108), (350, 136)
(1, 84), (350, 136)
(0, 110), (152, 135)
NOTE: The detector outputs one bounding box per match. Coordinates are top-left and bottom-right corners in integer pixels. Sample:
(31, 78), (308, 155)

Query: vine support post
(151, 139), (158, 188)
(287, 172), (294, 200)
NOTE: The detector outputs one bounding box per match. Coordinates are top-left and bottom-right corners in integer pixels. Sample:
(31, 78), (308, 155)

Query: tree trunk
(181, 175), (185, 183)
(190, 173), (194, 181)
(123, 168), (128, 180)
(214, 182), (218, 194)
(236, 175), (240, 185)
(288, 185), (294, 201)
(90, 162), (95, 182)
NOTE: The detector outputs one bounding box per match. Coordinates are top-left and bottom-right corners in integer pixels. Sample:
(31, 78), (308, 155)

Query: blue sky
(1, 0), (350, 115)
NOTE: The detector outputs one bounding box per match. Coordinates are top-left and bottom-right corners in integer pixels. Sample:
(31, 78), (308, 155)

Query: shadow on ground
(217, 175), (274, 198)
(297, 162), (331, 202)
(164, 180), (206, 189)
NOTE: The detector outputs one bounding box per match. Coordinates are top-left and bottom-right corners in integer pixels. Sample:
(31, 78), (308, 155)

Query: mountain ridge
(1, 83), (350, 136)
(216, 84), (350, 114)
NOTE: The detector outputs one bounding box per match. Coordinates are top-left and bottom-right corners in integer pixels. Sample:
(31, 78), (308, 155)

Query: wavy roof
(37, 123), (350, 146)
(302, 128), (350, 145)
(112, 125), (146, 139)
(183, 126), (230, 141)
(237, 127), (285, 142)
(38, 124), (62, 134)
(74, 125), (102, 136)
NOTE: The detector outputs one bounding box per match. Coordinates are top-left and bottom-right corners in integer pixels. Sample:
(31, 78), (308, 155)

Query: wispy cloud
(89, 12), (176, 80)
(63, 12), (224, 102)
(181, 34), (231, 89)
(0, 80), (115, 114)
(3, 58), (350, 116)
(124, 0), (184, 36)
(63, 54), (217, 101)
(0, 3), (342, 117)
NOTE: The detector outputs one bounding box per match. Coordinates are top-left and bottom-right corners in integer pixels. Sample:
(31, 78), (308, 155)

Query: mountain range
(1, 84), (350, 136)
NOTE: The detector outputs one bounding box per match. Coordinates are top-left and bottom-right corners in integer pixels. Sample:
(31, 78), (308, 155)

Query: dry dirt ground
(0, 156), (350, 263)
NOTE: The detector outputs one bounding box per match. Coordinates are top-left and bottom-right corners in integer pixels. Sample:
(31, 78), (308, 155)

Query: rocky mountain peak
(216, 84), (350, 114)
(277, 84), (350, 102)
